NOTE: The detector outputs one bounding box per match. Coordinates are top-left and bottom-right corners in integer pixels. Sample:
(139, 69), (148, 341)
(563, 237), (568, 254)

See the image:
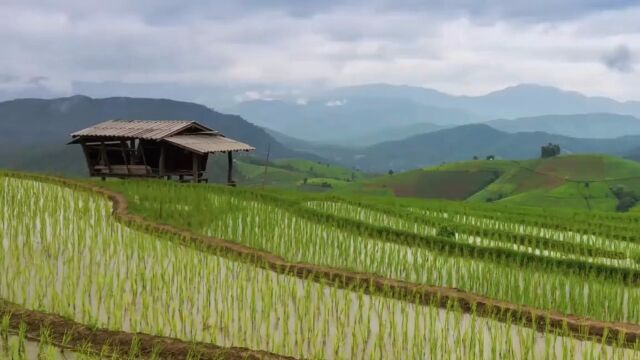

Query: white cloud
(0, 1), (638, 102)
(325, 99), (347, 107)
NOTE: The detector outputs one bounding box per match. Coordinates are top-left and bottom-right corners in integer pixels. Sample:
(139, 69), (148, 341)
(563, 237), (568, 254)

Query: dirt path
(0, 299), (294, 360)
(5, 172), (640, 350)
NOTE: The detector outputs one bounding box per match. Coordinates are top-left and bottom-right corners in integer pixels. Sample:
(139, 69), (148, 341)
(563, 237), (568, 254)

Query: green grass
(274, 158), (363, 181)
(235, 160), (307, 186)
(235, 157), (366, 190)
(353, 154), (640, 212)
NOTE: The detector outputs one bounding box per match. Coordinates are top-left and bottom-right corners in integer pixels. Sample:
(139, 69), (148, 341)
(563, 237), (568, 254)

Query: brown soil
(5, 172), (640, 350)
(537, 155), (606, 181)
(0, 299), (294, 360)
(391, 170), (499, 200)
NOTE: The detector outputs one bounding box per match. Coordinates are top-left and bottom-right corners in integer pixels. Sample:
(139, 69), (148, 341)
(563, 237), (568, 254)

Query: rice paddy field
(3, 171), (640, 358)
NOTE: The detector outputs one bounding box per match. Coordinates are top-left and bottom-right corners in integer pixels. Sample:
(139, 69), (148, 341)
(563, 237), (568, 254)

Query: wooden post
(262, 143), (271, 189)
(227, 151), (234, 185)
(159, 144), (166, 178)
(139, 142), (147, 166)
(100, 141), (111, 174)
(79, 141), (93, 176)
(192, 153), (199, 183)
(120, 141), (130, 174)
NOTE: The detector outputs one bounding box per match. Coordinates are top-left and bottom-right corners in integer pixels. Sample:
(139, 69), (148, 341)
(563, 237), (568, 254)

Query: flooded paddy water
(1, 176), (639, 358)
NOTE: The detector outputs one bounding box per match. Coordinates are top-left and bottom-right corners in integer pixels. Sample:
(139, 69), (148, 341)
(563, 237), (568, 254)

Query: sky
(0, 0), (639, 106)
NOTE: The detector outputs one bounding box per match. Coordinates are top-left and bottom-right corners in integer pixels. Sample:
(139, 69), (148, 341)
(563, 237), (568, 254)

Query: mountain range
(227, 83), (640, 143)
(326, 83), (640, 119)
(295, 124), (640, 172)
(485, 113), (640, 139)
(0, 95), (314, 175)
(2, 83), (640, 176)
(225, 97), (475, 142)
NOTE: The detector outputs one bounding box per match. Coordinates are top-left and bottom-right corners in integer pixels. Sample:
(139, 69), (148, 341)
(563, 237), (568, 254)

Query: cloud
(234, 91), (275, 103)
(325, 99), (347, 107)
(0, 1), (639, 103)
(26, 76), (49, 85)
(602, 45), (634, 73)
(0, 74), (19, 84)
(10, 0), (636, 23)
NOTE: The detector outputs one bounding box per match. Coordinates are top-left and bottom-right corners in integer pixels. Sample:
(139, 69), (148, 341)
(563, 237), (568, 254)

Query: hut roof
(71, 119), (205, 140)
(165, 134), (254, 154)
(70, 119), (255, 154)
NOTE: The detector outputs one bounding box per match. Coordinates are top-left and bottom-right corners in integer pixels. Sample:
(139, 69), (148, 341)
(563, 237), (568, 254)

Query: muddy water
(1, 335), (86, 359)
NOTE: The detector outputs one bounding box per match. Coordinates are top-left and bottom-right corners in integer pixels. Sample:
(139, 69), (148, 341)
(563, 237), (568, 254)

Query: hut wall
(77, 137), (208, 178)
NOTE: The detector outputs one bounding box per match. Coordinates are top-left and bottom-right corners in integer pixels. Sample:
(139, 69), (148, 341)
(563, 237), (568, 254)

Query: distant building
(69, 119), (254, 184)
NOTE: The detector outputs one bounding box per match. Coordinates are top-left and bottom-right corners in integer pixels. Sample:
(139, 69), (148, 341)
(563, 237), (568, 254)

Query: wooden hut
(69, 120), (254, 183)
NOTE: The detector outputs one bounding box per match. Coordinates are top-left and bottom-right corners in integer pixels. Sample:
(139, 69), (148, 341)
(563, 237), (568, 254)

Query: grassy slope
(235, 158), (365, 189)
(478, 155), (640, 211)
(273, 158), (362, 181)
(353, 154), (640, 212)
(359, 159), (510, 200)
(235, 161), (307, 186)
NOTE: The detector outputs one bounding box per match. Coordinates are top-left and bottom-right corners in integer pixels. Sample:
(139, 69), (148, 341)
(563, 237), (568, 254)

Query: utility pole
(262, 143), (271, 189)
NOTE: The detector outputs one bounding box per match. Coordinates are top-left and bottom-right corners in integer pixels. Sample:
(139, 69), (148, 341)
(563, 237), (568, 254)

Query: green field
(4, 169), (640, 358)
(358, 154), (640, 212)
(235, 157), (366, 191)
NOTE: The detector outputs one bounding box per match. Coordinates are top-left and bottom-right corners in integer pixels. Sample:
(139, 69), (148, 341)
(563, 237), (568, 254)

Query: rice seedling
(3, 174), (640, 358)
(104, 180), (640, 325)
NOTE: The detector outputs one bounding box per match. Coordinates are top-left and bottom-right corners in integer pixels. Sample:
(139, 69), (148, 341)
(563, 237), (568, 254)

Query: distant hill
(264, 127), (322, 151)
(326, 83), (640, 119)
(227, 83), (640, 144)
(331, 122), (447, 146)
(626, 147), (640, 163)
(334, 124), (640, 172)
(363, 154), (640, 212)
(0, 95), (317, 176)
(224, 97), (479, 142)
(486, 113), (640, 139)
(265, 122), (446, 148)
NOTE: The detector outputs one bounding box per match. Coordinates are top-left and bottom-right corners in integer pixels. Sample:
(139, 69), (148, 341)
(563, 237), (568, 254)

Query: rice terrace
(5, 136), (640, 358)
(3, 1), (640, 358)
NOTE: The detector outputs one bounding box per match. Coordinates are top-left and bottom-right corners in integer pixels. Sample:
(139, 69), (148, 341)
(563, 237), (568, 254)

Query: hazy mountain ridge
(228, 83), (640, 145)
(3, 88), (640, 176)
(225, 96), (478, 142)
(328, 124), (640, 172)
(327, 83), (640, 119)
(485, 113), (640, 139)
(0, 95), (319, 175)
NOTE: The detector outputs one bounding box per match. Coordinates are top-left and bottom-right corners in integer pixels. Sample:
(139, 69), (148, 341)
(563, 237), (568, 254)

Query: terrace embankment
(6, 172), (640, 349)
(0, 299), (295, 359)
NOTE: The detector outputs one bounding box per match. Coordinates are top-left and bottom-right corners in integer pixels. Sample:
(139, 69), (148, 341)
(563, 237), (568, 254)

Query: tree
(541, 143), (561, 158)
(611, 185), (639, 212)
(617, 196), (637, 212)
(388, 169), (394, 175)
(486, 155), (495, 161)
(472, 156), (479, 160)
